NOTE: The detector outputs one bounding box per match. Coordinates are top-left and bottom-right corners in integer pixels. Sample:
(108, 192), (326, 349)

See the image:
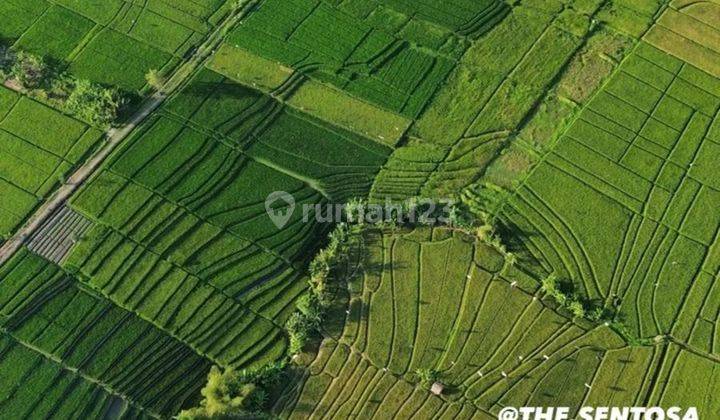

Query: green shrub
(414, 368), (438, 389)
(145, 69), (164, 91)
(65, 79), (124, 126)
(286, 312), (311, 347)
(11, 50), (49, 89)
(567, 299), (586, 318)
(180, 364), (284, 419)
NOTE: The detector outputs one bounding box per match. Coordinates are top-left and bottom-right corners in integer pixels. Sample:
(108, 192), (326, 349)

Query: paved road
(0, 1), (255, 266)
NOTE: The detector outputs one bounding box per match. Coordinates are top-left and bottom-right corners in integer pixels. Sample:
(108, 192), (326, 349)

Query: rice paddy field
(0, 87), (103, 238)
(1, 0), (234, 90)
(0, 0), (719, 418)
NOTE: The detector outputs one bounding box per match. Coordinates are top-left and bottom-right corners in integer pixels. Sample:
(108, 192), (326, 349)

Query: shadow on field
(496, 219), (542, 266)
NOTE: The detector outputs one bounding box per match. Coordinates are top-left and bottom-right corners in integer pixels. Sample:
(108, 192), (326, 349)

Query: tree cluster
(286, 223), (359, 354)
(540, 274), (608, 321)
(0, 45), (126, 127)
(179, 363), (284, 419)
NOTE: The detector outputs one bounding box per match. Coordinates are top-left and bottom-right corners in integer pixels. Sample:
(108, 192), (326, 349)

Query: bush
(65, 79), (124, 126)
(541, 274), (559, 296)
(179, 363), (284, 419)
(179, 366), (258, 418)
(414, 368), (438, 389)
(11, 50), (49, 89)
(567, 299), (586, 318)
(287, 223), (359, 356)
(587, 306), (606, 322)
(0, 45), (13, 78)
(541, 273), (614, 322)
(286, 312), (314, 354)
(296, 294), (323, 327)
(145, 69), (165, 91)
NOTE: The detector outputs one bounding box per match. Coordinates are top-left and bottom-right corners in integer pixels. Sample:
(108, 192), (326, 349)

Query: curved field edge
(267, 228), (705, 419)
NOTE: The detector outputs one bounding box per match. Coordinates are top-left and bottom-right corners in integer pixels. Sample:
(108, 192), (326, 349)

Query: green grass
(122, 6), (196, 55)
(0, 94), (103, 237)
(57, 62), (400, 385)
(0, 0), (49, 40)
(70, 29), (172, 91)
(207, 43), (294, 91)
(414, 6), (553, 145)
(225, 0), (503, 118)
(52, 0), (124, 24)
(0, 97), (88, 156)
(647, 7), (720, 78)
(63, 224), (289, 368)
(4, 0), (230, 92)
(0, 333), (148, 418)
(489, 42), (720, 346)
(655, 346), (720, 413)
(3, 2), (720, 417)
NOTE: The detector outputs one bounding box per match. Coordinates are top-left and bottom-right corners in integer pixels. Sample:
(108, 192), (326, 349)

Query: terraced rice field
(0, 88), (103, 238)
(371, 0), (652, 200)
(274, 229), (629, 418)
(645, 0), (720, 78)
(274, 228), (719, 418)
(497, 42), (720, 342)
(1, 0), (234, 90)
(0, 249), (211, 417)
(1, 0), (720, 418)
(55, 65), (393, 372)
(226, 0), (508, 118)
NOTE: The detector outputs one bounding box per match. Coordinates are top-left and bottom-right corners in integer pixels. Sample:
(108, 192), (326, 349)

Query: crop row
(2, 0), (233, 91)
(497, 42), (720, 340)
(646, 4), (720, 79)
(278, 226), (720, 417)
(0, 333), (151, 419)
(274, 228), (628, 418)
(72, 169), (302, 303)
(0, 249), (212, 416)
(63, 223), (290, 368)
(0, 88), (103, 237)
(226, 0), (475, 118)
(26, 205), (94, 263)
(395, 3), (597, 200)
